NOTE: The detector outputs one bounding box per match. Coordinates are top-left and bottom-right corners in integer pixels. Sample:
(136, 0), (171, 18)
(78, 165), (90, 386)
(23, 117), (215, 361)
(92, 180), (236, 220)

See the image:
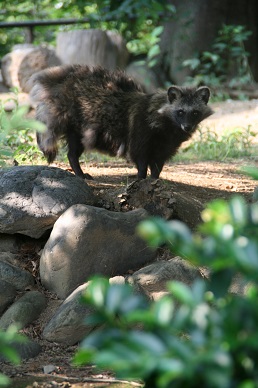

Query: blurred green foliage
(74, 169), (258, 387)
(183, 24), (253, 88)
(0, 95), (45, 167)
(0, 325), (26, 387)
(0, 0), (175, 61)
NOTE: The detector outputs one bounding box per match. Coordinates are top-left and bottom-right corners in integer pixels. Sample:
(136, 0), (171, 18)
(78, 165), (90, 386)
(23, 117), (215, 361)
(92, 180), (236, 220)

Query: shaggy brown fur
(30, 65), (213, 179)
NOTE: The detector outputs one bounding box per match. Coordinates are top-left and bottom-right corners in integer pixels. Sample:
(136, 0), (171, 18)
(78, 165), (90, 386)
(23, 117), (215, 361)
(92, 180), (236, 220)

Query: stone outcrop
(40, 205), (157, 298)
(0, 166), (96, 238)
(0, 164), (244, 361)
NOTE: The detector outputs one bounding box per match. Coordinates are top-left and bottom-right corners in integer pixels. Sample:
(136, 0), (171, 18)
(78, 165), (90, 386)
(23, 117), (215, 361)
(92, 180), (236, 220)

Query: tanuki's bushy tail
(36, 131), (58, 164)
(30, 73), (60, 164)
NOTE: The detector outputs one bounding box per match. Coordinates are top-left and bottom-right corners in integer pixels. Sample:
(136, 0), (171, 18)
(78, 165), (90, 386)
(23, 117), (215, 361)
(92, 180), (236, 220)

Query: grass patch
(0, 102), (46, 167)
(174, 125), (258, 162)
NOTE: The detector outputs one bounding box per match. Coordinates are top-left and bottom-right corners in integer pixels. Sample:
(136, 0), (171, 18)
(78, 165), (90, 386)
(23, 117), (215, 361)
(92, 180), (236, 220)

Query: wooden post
(25, 26), (34, 43)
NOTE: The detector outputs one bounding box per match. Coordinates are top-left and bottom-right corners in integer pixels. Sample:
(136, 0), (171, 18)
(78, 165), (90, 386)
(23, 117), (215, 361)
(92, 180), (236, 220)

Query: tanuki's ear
(195, 86), (210, 104)
(167, 86), (182, 103)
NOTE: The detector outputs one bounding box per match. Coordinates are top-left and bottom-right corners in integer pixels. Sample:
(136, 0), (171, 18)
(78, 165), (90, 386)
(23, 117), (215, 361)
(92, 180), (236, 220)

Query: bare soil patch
(83, 159), (256, 204)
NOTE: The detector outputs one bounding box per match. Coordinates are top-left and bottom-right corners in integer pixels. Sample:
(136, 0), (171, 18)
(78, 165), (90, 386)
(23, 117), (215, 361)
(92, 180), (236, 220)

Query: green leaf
(229, 196), (248, 226)
(250, 203), (258, 224)
(183, 58), (200, 70)
(0, 345), (20, 364)
(240, 166), (258, 180)
(152, 296), (174, 325)
(120, 293), (147, 315)
(82, 277), (109, 307)
(129, 330), (167, 354)
(105, 283), (145, 315)
(234, 238), (258, 276)
(105, 283), (130, 313)
(0, 374), (10, 387)
(167, 281), (194, 307)
(137, 218), (169, 247)
(209, 268), (234, 298)
(157, 359), (184, 386)
(151, 26), (164, 37)
(191, 280), (206, 304)
(73, 348), (95, 366)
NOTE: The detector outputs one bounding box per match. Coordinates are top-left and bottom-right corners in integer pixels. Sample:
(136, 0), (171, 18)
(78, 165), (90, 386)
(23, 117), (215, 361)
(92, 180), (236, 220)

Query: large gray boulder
(40, 205), (157, 299)
(0, 166), (96, 238)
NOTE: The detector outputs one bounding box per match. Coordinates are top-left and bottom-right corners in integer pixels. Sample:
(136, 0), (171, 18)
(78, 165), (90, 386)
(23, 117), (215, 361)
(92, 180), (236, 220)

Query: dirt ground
(1, 97), (258, 388)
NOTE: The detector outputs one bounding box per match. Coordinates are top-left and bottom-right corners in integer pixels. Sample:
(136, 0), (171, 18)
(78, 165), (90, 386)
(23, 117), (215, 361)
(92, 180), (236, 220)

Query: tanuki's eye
(177, 110), (184, 116)
(193, 110), (199, 117)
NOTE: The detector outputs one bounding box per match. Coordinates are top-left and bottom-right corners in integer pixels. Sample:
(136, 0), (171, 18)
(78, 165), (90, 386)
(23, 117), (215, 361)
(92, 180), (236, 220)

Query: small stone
(43, 365), (57, 374)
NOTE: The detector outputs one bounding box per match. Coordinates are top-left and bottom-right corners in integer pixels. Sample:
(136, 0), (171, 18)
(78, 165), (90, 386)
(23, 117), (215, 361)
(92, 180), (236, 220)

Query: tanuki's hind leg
(67, 131), (93, 180)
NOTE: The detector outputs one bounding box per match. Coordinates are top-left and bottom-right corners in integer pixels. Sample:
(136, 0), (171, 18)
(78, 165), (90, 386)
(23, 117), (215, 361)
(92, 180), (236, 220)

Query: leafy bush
(74, 171), (258, 387)
(0, 0), (175, 62)
(0, 97), (45, 167)
(183, 24), (253, 88)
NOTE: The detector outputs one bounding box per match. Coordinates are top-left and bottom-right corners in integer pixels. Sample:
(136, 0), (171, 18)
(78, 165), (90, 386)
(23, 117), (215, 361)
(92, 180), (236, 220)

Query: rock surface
(1, 46), (34, 89)
(115, 178), (203, 229)
(0, 234), (19, 253)
(18, 46), (61, 93)
(0, 155), (255, 369)
(0, 279), (17, 315)
(56, 29), (129, 69)
(40, 205), (157, 298)
(0, 290), (46, 330)
(0, 166), (96, 238)
(0, 260), (35, 291)
(43, 276), (125, 345)
(0, 336), (41, 362)
(1, 45), (61, 92)
(126, 60), (162, 93)
(127, 256), (204, 300)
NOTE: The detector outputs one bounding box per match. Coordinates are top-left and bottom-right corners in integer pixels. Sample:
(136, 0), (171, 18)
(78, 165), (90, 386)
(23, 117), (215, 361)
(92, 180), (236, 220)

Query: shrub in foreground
(74, 182), (258, 387)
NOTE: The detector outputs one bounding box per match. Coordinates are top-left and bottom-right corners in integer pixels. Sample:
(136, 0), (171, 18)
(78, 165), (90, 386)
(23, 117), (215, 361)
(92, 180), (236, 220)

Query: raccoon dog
(30, 65), (213, 179)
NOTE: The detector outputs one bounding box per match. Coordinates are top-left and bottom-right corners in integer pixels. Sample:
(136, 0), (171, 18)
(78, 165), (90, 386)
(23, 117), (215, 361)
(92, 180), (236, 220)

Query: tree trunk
(159, 0), (258, 84)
